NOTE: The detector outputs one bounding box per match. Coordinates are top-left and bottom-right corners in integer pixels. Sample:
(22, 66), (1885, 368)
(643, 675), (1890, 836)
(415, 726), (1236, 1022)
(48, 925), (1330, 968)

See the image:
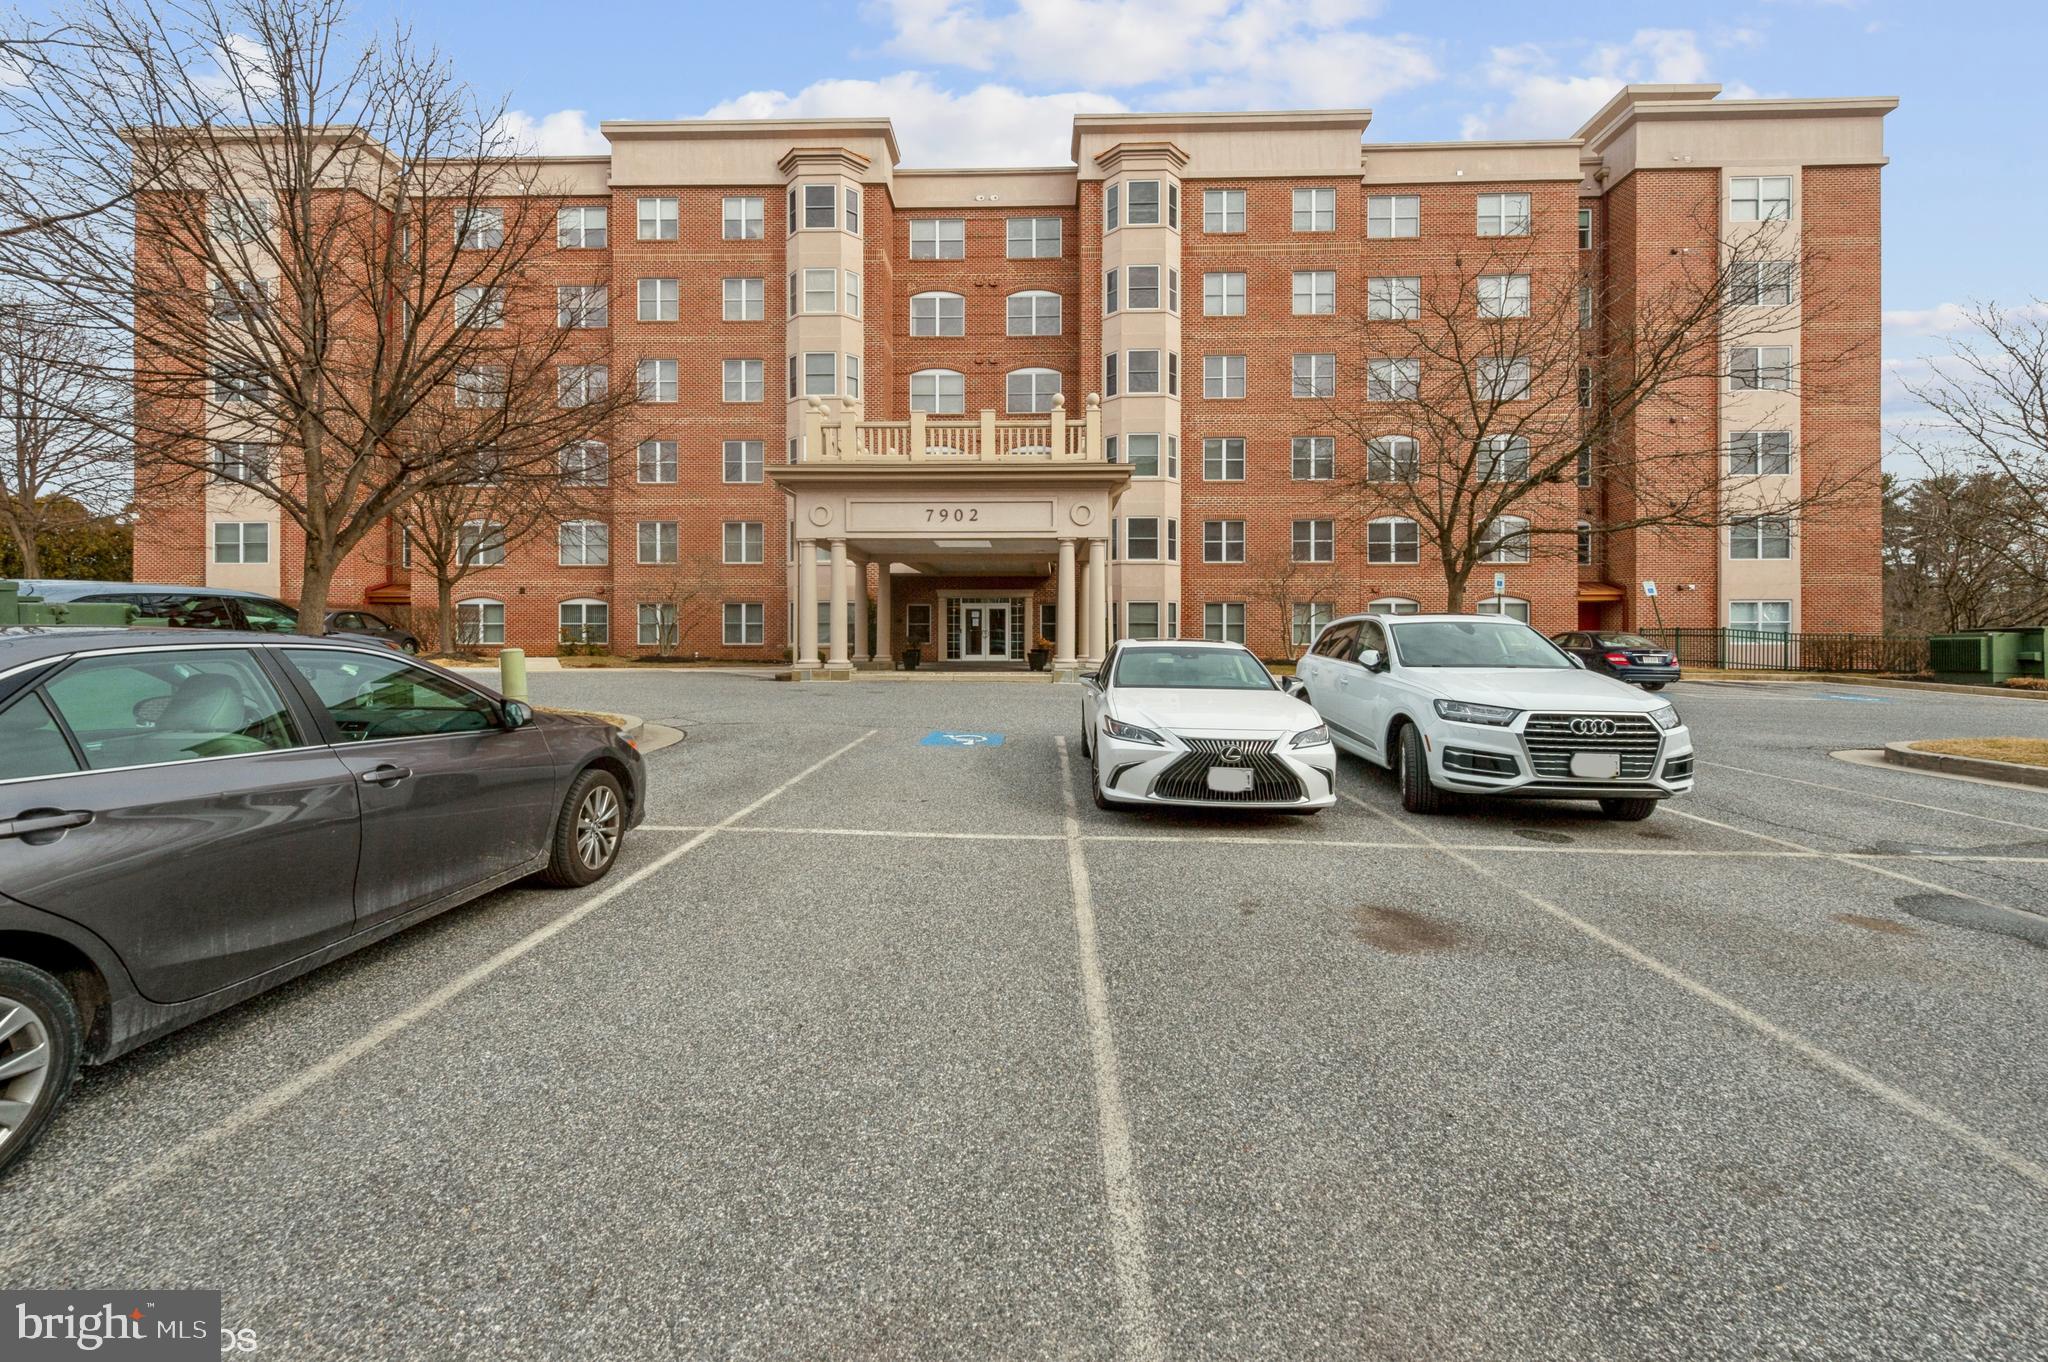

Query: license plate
(1571, 752), (1621, 779)
(1207, 766), (1256, 793)
(1637, 654), (1670, 666)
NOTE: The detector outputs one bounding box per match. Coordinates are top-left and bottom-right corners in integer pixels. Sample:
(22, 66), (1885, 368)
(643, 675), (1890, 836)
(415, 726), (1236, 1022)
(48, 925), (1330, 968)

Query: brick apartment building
(131, 82), (1895, 669)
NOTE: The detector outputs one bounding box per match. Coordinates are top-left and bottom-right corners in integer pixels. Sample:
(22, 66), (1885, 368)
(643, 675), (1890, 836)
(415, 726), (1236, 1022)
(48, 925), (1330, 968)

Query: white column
(826, 538), (851, 672)
(1088, 537), (1110, 663)
(873, 560), (894, 666)
(795, 539), (820, 670)
(1054, 539), (1077, 669)
(851, 557), (870, 664)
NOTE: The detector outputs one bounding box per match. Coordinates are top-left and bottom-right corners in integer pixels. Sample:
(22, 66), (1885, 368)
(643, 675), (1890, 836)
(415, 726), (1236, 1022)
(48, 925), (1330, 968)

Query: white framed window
(1580, 284), (1595, 331)
(1126, 516), (1161, 560)
(1479, 435), (1530, 482)
(723, 601), (766, 646)
(558, 520), (609, 566)
(559, 600), (608, 645)
(1577, 448), (1594, 487)
(1292, 270), (1336, 315)
(910, 368), (965, 414)
(722, 521), (765, 565)
(1478, 355), (1532, 402)
(636, 603), (677, 650)
(1104, 268), (1119, 315)
(1202, 519), (1245, 564)
(722, 196), (764, 240)
(1006, 368), (1061, 414)
(456, 599), (505, 646)
(637, 197), (677, 241)
(1730, 600), (1792, 633)
(211, 441), (268, 482)
(1367, 276), (1421, 321)
(1578, 207), (1593, 250)
(1367, 194), (1419, 239)
(214, 368), (267, 406)
(803, 268), (837, 313)
(1122, 179), (1163, 227)
(1203, 188), (1245, 233)
(1731, 346), (1792, 391)
(458, 520), (505, 567)
(1731, 516), (1793, 560)
(803, 352), (837, 397)
(1474, 596), (1530, 623)
(1292, 602), (1336, 649)
(453, 286), (504, 328)
(637, 358), (677, 402)
(1292, 519), (1334, 563)
(1730, 260), (1797, 307)
(722, 439), (764, 484)
(1126, 601), (1162, 639)
(637, 521), (679, 565)
(1477, 273), (1531, 318)
(1577, 521), (1594, 566)
(1006, 291), (1061, 336)
(1291, 436), (1334, 481)
(1476, 193), (1531, 237)
(1368, 597), (1421, 615)
(1204, 353), (1246, 399)
(212, 521), (268, 564)
(1202, 437), (1244, 481)
(910, 291), (966, 336)
(637, 277), (678, 323)
(1292, 353), (1335, 399)
(637, 440), (677, 484)
(556, 285), (607, 329)
(1203, 272), (1245, 316)
(559, 441), (608, 485)
(1729, 430), (1793, 476)
(846, 271), (861, 318)
(904, 603), (933, 645)
(1368, 435), (1418, 483)
(1126, 349), (1162, 395)
(799, 183), (837, 230)
(215, 198), (271, 243)
(910, 218), (965, 259)
(1368, 517), (1419, 564)
(1006, 217), (1061, 258)
(1729, 176), (1792, 222)
(554, 364), (603, 408)
(1479, 516), (1531, 564)
(723, 358), (764, 402)
(455, 206), (502, 250)
(845, 186), (861, 235)
(556, 204), (607, 248)
(723, 276), (763, 322)
(846, 354), (861, 401)
(1292, 187), (1336, 232)
(1203, 602), (1246, 644)
(1123, 433), (1170, 478)
(1125, 265), (1163, 310)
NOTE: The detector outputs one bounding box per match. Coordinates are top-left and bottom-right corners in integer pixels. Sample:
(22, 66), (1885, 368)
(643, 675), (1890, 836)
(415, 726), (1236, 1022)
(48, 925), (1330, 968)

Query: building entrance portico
(773, 397), (1126, 678)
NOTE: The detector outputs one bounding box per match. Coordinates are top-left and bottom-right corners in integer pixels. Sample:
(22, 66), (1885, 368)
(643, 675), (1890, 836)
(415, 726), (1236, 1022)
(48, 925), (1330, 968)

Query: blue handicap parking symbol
(920, 731), (1005, 747)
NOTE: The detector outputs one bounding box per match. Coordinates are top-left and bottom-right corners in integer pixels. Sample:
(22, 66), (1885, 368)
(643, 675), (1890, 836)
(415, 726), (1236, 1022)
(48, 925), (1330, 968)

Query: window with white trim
(1202, 519), (1245, 563)
(1204, 602), (1246, 644)
(1479, 516), (1531, 563)
(1126, 602), (1162, 639)
(1576, 521), (1594, 566)
(1367, 194), (1419, 239)
(1730, 516), (1793, 559)
(1730, 600), (1792, 633)
(211, 441), (268, 483)
(455, 207), (502, 250)
(803, 352), (837, 397)
(803, 269), (837, 313)
(456, 599), (504, 646)
(1729, 430), (1793, 476)
(910, 291), (965, 336)
(637, 521), (679, 565)
(722, 439), (763, 484)
(637, 358), (677, 402)
(910, 219), (964, 259)
(1577, 448), (1594, 486)
(723, 276), (763, 321)
(800, 183), (836, 230)
(559, 520), (609, 566)
(1369, 597), (1421, 615)
(556, 284), (607, 328)
(1578, 207), (1593, 250)
(638, 277), (678, 323)
(559, 441), (608, 485)
(1729, 176), (1792, 222)
(1476, 193), (1531, 237)
(910, 369), (965, 414)
(1368, 435), (1418, 483)
(1125, 265), (1162, 309)
(1203, 272), (1245, 316)
(1123, 180), (1162, 227)
(1126, 516), (1161, 560)
(723, 521), (765, 564)
(846, 271), (861, 318)
(637, 440), (677, 484)
(723, 602), (766, 646)
(722, 359), (763, 402)
(1731, 346), (1792, 391)
(1292, 519), (1334, 563)
(1204, 353), (1246, 399)
(1730, 260), (1797, 307)
(845, 186), (861, 235)
(1006, 368), (1060, 414)
(1477, 273), (1531, 318)
(1127, 349), (1162, 395)
(1292, 602), (1336, 649)
(1367, 275), (1420, 320)
(1291, 436), (1334, 481)
(1479, 435), (1530, 482)
(846, 355), (861, 400)
(1292, 270), (1336, 315)
(1007, 291), (1061, 336)
(1006, 217), (1061, 257)
(1478, 355), (1531, 402)
(722, 196), (763, 240)
(1474, 597), (1530, 623)
(637, 603), (677, 650)
(458, 520), (505, 567)
(1203, 437), (1244, 481)
(1292, 353), (1335, 398)
(1292, 187), (1336, 232)
(212, 521), (268, 564)
(1368, 517), (1419, 564)
(906, 603), (932, 645)
(554, 364), (603, 408)
(453, 286), (504, 328)
(559, 600), (608, 645)
(1123, 433), (1168, 478)
(1203, 189), (1245, 233)
(637, 197), (677, 241)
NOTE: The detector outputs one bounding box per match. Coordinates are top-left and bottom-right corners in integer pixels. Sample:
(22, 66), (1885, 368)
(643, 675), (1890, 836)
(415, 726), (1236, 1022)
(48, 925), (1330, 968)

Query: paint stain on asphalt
(1896, 894), (2048, 950)
(1352, 906), (1458, 953)
(1831, 913), (1920, 937)
(1512, 829), (1574, 844)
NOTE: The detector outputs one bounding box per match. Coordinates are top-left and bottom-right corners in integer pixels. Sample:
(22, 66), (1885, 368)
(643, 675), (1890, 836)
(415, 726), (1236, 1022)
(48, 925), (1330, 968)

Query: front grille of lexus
(1152, 740), (1302, 803)
(1522, 713), (1663, 780)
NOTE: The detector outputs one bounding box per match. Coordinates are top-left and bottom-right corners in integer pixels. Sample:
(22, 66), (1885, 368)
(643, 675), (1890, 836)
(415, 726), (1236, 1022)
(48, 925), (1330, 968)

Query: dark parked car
(0, 628), (645, 1174)
(326, 608), (421, 654)
(1551, 631), (1682, 689)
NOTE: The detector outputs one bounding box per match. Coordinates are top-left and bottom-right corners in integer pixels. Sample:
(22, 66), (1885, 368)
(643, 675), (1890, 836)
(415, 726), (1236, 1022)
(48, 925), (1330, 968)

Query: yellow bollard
(498, 647), (528, 701)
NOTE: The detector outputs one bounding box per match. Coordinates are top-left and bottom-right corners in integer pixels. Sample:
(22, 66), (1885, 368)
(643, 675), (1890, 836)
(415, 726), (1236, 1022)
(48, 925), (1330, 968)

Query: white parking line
(1340, 793), (2048, 1196)
(0, 730), (880, 1274)
(1055, 737), (1166, 1362)
(1698, 758), (2048, 835)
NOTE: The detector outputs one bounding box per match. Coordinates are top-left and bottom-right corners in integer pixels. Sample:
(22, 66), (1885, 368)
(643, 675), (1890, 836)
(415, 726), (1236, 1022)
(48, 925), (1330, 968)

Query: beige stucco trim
(1360, 141), (1584, 186)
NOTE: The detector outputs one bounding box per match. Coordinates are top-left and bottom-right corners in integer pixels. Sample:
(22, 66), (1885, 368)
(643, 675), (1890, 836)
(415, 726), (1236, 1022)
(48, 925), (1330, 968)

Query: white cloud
(703, 72), (1125, 166)
(1459, 28), (1752, 140)
(497, 108), (609, 156)
(1883, 301), (2048, 337)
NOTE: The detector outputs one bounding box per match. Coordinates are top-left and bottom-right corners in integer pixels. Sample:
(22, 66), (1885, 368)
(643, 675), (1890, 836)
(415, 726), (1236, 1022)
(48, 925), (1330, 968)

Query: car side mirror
(1280, 676), (1308, 699)
(1359, 648), (1385, 672)
(1079, 671), (1098, 687)
(501, 699), (534, 730)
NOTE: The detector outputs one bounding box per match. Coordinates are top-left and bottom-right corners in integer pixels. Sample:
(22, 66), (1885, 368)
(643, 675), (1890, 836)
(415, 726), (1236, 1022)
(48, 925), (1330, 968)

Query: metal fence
(1641, 628), (1930, 674)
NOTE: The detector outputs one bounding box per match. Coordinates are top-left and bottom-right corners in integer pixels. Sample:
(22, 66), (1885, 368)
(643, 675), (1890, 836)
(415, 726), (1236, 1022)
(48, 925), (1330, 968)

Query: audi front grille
(1521, 713), (1663, 780)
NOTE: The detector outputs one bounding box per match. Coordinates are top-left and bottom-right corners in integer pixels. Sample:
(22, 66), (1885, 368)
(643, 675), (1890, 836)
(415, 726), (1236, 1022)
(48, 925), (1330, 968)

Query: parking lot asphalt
(6, 674), (2048, 1359)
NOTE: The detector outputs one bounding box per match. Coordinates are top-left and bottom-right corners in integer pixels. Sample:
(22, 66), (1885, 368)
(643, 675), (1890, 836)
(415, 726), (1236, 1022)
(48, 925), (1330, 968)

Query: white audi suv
(1291, 613), (1694, 819)
(1080, 640), (1337, 812)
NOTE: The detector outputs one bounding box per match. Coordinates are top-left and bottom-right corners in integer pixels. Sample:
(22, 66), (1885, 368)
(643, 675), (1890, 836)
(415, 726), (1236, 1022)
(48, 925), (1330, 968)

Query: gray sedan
(0, 627), (646, 1175)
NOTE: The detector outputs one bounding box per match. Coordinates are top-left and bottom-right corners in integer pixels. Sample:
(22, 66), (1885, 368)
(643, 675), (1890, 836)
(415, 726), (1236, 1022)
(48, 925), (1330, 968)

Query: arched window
(1006, 290), (1061, 336)
(1005, 368), (1061, 414)
(1368, 597), (1421, 615)
(909, 291), (965, 337)
(1576, 521), (1593, 566)
(456, 598), (505, 646)
(1367, 516), (1419, 564)
(1474, 596), (1531, 624)
(559, 598), (609, 646)
(910, 369), (965, 414)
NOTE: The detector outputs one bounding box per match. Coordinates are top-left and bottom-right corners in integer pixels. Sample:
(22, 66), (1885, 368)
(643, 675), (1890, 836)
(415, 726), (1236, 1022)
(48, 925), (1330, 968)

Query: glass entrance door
(961, 604), (1011, 661)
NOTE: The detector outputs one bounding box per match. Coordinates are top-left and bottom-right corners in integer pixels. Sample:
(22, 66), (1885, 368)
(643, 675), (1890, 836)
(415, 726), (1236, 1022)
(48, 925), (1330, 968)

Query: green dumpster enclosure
(0, 579), (146, 630)
(1928, 628), (2048, 684)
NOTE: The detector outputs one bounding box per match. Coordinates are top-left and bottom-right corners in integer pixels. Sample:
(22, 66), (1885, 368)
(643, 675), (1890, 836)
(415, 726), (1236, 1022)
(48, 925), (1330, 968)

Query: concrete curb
(1683, 672), (2048, 700)
(1883, 741), (2048, 789)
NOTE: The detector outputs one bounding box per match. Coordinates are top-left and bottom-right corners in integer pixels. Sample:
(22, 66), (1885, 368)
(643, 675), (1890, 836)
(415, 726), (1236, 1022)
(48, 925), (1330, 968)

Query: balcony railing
(801, 394), (1101, 464)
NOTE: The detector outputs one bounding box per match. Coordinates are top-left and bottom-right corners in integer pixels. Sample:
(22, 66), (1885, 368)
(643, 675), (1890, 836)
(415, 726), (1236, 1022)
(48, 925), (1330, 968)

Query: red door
(1576, 602), (1602, 630)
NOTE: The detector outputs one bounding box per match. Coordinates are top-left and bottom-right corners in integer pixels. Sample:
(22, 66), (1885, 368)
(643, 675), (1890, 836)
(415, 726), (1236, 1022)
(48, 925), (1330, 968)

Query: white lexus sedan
(1079, 640), (1337, 812)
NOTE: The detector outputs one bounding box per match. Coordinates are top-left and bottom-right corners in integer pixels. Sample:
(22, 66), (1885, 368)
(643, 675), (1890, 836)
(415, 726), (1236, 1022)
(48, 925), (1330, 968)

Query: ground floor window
(1167, 602), (1179, 639)
(1039, 602), (1057, 643)
(1291, 601), (1335, 649)
(560, 599), (608, 645)
(724, 601), (765, 646)
(1473, 596), (1530, 624)
(458, 599), (505, 646)
(212, 521), (270, 564)
(639, 602), (677, 648)
(906, 603), (932, 645)
(1127, 601), (1161, 639)
(1368, 597), (1421, 615)
(1730, 600), (1791, 634)
(1204, 602), (1245, 644)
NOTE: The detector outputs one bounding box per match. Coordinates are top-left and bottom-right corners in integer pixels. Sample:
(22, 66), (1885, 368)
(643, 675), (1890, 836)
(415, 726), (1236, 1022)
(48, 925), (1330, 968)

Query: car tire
(1397, 723), (1448, 816)
(401, 638), (419, 655)
(0, 959), (83, 1179)
(1079, 720), (1091, 759)
(1599, 797), (1659, 822)
(1089, 740), (1114, 811)
(1641, 681), (1664, 691)
(540, 769), (627, 887)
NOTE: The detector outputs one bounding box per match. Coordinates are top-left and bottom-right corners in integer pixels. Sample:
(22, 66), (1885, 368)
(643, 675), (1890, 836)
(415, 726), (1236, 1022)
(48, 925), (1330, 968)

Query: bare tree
(0, 0), (630, 628)
(0, 299), (130, 576)
(1883, 461), (2048, 632)
(1235, 542), (1347, 661)
(639, 552), (729, 658)
(1315, 220), (1875, 611)
(1901, 300), (2048, 539)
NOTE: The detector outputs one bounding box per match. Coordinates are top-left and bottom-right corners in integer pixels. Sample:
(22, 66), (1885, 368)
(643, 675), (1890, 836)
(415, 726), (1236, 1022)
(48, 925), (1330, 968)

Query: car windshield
(1596, 633), (1661, 650)
(1390, 621), (1572, 669)
(1113, 646), (1275, 690)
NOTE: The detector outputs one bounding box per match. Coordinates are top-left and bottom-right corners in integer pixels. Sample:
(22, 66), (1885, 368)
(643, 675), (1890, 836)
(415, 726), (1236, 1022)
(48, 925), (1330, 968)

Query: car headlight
(1650, 705), (1682, 731)
(1103, 716), (1166, 745)
(1290, 724), (1331, 749)
(1433, 699), (1520, 726)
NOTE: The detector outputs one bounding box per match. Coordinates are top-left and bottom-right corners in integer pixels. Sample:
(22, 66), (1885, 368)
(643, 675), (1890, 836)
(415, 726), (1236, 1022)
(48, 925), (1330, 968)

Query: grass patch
(1909, 738), (2048, 768)
(558, 654), (757, 668)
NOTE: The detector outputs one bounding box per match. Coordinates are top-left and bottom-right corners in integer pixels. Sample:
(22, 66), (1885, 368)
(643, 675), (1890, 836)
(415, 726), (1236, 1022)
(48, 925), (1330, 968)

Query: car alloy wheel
(576, 783), (622, 870)
(0, 994), (53, 1159)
